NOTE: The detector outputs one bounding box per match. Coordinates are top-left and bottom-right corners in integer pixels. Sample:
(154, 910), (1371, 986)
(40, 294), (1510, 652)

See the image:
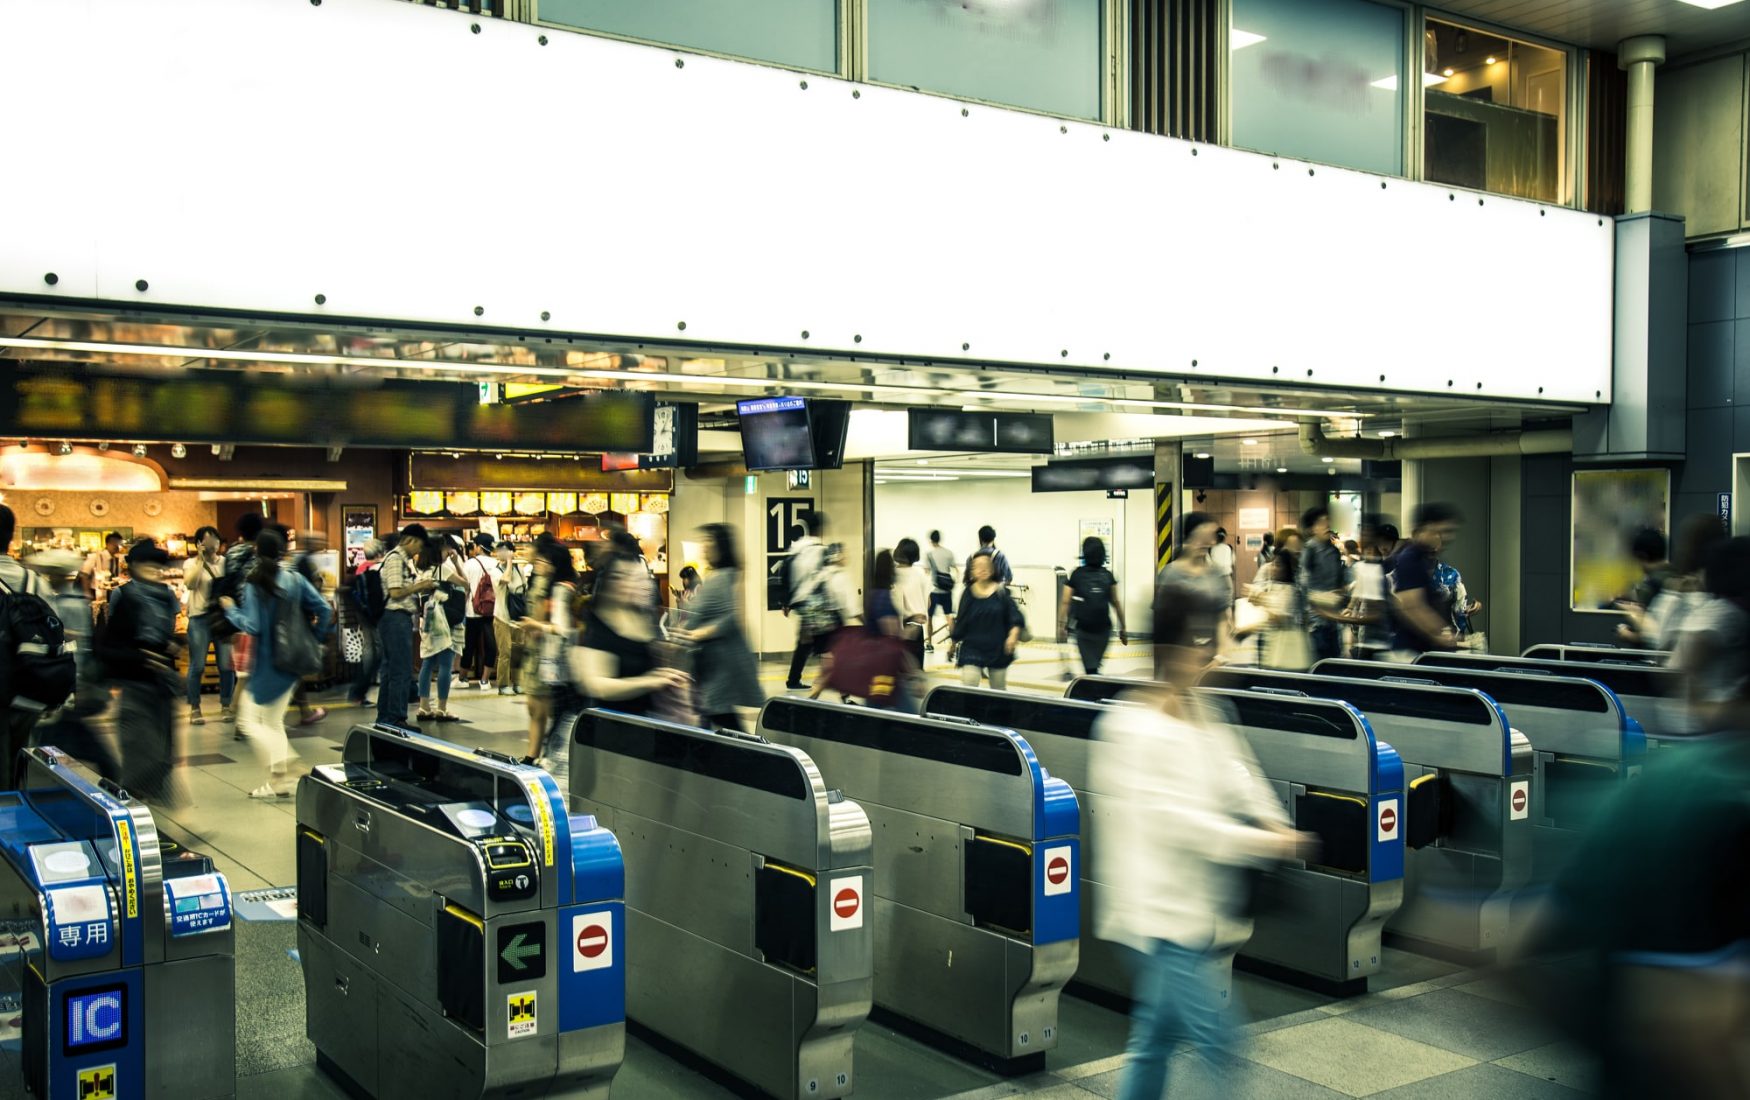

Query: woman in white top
(416, 536), (468, 722)
(1093, 585), (1312, 1100)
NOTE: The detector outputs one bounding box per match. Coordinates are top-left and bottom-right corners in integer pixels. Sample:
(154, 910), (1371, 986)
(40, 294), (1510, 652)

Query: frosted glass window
(1230, 0), (1405, 176)
(867, 0), (1103, 120)
(536, 0), (838, 73)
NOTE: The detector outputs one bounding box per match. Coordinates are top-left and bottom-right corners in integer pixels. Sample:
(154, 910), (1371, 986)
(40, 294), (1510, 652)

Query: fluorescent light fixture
(1193, 452), (1212, 460)
(1276, 467), (1288, 473)
(1230, 29), (1266, 50)
(1676, 0), (1741, 9)
(958, 390), (1363, 421)
(1379, 429), (1397, 438)
(1321, 456), (1335, 464)
(1242, 438), (1259, 446)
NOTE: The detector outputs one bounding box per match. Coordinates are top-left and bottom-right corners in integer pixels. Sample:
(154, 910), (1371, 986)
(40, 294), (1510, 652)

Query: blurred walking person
(289, 530), (329, 727)
(1390, 505), (1462, 656)
(1158, 512), (1231, 656)
(949, 550), (1024, 690)
(924, 530), (958, 653)
(1300, 506), (1350, 662)
(221, 529), (332, 799)
(1247, 529), (1311, 670)
(892, 538), (931, 670)
(1060, 536), (1128, 675)
(1095, 586), (1313, 1100)
(342, 538), (384, 708)
(460, 533), (499, 689)
(492, 540), (527, 695)
(520, 542), (577, 765)
(27, 549), (118, 783)
(98, 540), (184, 803)
(416, 536), (468, 723)
(671, 524), (762, 733)
(783, 512), (834, 691)
(182, 526), (235, 725)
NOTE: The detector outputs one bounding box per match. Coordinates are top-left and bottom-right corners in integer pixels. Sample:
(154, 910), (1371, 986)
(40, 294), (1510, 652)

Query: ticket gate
(297, 725), (625, 1100)
(1199, 669), (1534, 957)
(1190, 688), (1405, 991)
(757, 698), (1079, 1070)
(1314, 660), (1641, 874)
(1419, 652), (1687, 749)
(921, 685), (1135, 1000)
(566, 709), (873, 1100)
(1063, 676), (1144, 706)
(1520, 644), (1668, 666)
(0, 747), (234, 1100)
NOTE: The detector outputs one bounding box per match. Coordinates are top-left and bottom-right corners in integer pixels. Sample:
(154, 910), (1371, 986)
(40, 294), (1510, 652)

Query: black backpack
(353, 564), (388, 625)
(0, 575), (76, 716)
(208, 547), (253, 640)
(768, 553), (795, 608)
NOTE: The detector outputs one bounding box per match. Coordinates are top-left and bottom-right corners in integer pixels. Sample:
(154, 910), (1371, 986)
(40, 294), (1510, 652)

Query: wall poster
(1571, 468), (1669, 613)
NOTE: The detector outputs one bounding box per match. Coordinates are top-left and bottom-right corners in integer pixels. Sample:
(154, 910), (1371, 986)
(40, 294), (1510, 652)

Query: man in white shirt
(783, 512), (830, 690)
(459, 534), (500, 689)
(1207, 526), (1236, 608)
(924, 530), (958, 651)
(492, 541), (527, 695)
(892, 538), (931, 668)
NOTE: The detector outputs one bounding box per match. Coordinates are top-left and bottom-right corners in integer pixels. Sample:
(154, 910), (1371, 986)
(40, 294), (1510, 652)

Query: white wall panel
(0, 0), (1614, 403)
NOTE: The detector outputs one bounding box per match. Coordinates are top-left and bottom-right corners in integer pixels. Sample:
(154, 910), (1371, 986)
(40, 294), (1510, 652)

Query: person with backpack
(459, 533), (499, 690)
(98, 540), (184, 804)
(948, 549), (1025, 690)
(377, 523), (434, 728)
(0, 505), (76, 779)
(492, 540), (527, 695)
(783, 511), (831, 691)
(288, 528), (330, 728)
(220, 528), (332, 799)
(924, 530), (958, 652)
(343, 539), (385, 708)
(1060, 536), (1128, 676)
(25, 549), (118, 784)
(182, 526), (236, 726)
(968, 526), (1013, 585)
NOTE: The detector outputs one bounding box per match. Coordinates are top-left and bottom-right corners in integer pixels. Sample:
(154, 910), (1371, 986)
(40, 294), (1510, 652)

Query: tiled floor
(4, 643), (1601, 1098)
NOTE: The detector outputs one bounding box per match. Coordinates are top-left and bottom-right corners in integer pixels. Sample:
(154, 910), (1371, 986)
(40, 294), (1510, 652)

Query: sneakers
(299, 707), (328, 726)
(498, 686), (513, 696)
(248, 783), (289, 800)
(190, 711), (206, 726)
(220, 708), (236, 724)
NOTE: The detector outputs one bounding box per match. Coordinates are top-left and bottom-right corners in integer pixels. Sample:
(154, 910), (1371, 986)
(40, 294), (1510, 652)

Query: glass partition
(1423, 17), (1568, 204)
(536, 0), (839, 73)
(867, 0), (1103, 120)
(1230, 0), (1406, 176)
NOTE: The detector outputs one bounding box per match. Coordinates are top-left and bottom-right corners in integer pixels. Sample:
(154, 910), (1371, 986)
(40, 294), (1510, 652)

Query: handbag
(271, 589), (323, 679)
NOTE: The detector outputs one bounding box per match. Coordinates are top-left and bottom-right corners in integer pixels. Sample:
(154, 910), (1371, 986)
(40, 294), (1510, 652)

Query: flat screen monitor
(907, 409), (1054, 453)
(1031, 456), (1155, 493)
(738, 397), (817, 471)
(808, 400), (851, 470)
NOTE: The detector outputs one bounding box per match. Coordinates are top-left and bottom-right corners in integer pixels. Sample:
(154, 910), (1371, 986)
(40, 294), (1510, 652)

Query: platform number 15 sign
(767, 497), (814, 611)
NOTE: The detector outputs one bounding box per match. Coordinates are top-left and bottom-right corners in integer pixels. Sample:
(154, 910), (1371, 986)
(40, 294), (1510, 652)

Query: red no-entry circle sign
(1380, 807), (1397, 834)
(1046, 856), (1069, 886)
(833, 887), (860, 920)
(577, 924), (608, 959)
(1511, 788), (1527, 813)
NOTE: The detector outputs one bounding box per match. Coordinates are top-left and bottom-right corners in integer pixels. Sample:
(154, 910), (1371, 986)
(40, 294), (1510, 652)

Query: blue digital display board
(63, 984), (128, 1055)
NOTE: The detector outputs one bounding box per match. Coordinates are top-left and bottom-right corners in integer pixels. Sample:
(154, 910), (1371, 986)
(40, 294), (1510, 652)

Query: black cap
(473, 532), (495, 552)
(126, 538), (170, 566)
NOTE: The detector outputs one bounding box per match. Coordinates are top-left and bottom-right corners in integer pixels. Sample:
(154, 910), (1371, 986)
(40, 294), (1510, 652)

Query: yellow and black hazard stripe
(1155, 481), (1174, 574)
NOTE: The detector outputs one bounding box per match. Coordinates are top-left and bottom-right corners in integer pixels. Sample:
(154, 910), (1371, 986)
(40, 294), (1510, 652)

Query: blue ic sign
(64, 986), (127, 1054)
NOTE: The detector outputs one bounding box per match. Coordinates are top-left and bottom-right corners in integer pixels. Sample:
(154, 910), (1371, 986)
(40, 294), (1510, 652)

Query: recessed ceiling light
(1321, 457), (1335, 464)
(1485, 56), (1498, 65)
(1443, 67), (1455, 77)
(1242, 438), (1259, 446)
(1193, 452), (1212, 460)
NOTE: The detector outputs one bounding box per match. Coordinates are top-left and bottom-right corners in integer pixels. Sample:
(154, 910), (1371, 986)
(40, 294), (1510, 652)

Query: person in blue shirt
(222, 527), (333, 799)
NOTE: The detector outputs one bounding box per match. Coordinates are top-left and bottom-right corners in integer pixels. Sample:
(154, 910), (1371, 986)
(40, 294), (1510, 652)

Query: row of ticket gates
(0, 643), (1694, 1098)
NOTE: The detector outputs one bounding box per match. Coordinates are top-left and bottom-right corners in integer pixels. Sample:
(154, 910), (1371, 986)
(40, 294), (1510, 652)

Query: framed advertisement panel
(1571, 468), (1669, 613)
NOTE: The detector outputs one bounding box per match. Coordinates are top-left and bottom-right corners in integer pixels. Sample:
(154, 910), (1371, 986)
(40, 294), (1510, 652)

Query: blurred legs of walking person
(1074, 626), (1111, 676)
(116, 680), (178, 804)
(377, 609), (414, 726)
(1116, 940), (1230, 1100)
(494, 619), (521, 694)
(237, 682), (297, 798)
(959, 665), (1008, 691)
(184, 612), (235, 724)
(348, 622), (380, 706)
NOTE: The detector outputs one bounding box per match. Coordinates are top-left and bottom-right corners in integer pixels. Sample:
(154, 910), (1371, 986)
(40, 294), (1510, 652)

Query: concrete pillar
(1620, 35), (1667, 215)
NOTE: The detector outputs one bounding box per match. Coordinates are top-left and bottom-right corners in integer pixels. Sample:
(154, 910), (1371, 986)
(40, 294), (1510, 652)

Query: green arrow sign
(501, 933), (540, 971)
(495, 921), (547, 984)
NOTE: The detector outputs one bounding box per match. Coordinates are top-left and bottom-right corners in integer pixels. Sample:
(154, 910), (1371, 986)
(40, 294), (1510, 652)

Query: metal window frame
(527, 0), (848, 78)
(1417, 5), (1585, 208)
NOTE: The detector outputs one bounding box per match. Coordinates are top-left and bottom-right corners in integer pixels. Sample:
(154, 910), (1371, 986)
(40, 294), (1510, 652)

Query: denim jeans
(1116, 939), (1230, 1100)
(418, 648), (456, 707)
(1310, 619), (1343, 663)
(376, 611), (414, 726)
(185, 613), (235, 710)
